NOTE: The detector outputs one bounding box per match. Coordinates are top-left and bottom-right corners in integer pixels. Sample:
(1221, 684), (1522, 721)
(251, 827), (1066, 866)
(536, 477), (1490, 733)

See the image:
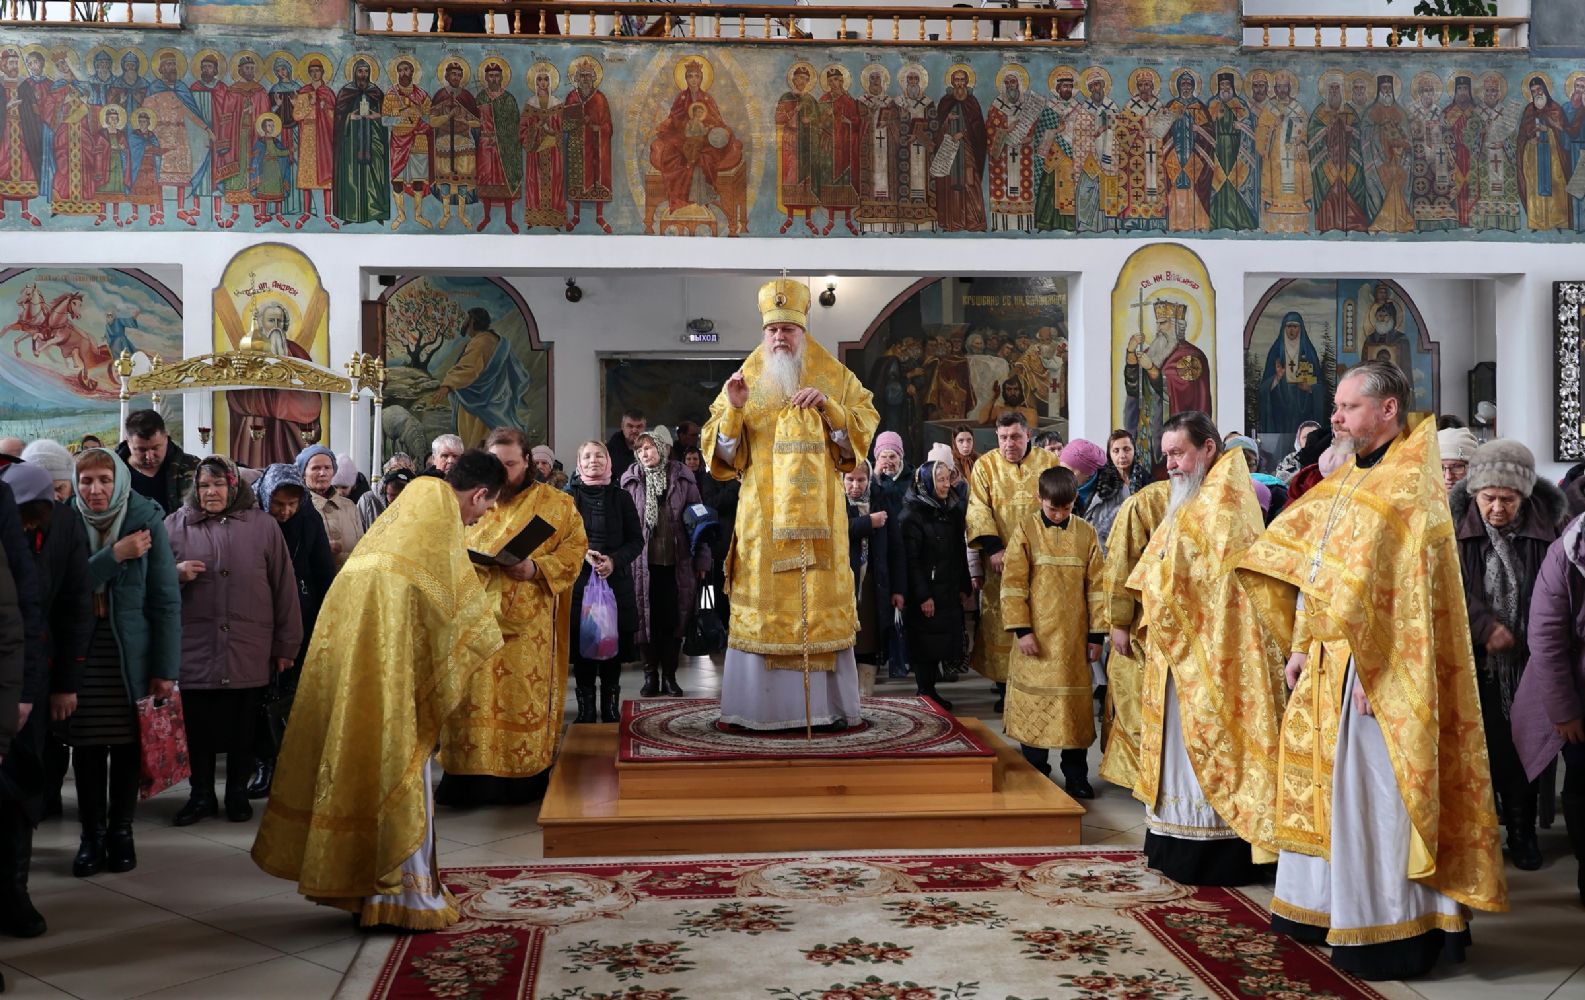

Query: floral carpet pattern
(618, 697), (993, 762)
(339, 848), (1418, 1000)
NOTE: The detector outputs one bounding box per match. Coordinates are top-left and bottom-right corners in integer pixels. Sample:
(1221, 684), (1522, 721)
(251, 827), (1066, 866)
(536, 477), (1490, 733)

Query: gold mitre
(758, 278), (810, 329)
(1153, 299), (1187, 322)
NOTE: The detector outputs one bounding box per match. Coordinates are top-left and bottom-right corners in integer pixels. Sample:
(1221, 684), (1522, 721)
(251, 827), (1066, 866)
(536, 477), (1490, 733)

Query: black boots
(72, 746), (108, 877)
(1504, 787), (1542, 872)
(105, 824), (137, 874)
(177, 750), (219, 827)
(599, 663), (622, 723)
(574, 663), (598, 723)
(660, 668), (684, 698)
(640, 643), (684, 697)
(914, 660), (952, 711)
(1060, 748), (1095, 800)
(993, 682), (1006, 713)
(246, 759), (275, 800)
(0, 806), (45, 937)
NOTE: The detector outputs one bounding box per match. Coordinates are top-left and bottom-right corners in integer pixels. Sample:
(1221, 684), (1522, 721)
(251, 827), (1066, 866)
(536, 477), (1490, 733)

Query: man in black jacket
(115, 409), (201, 516)
(844, 460), (904, 686)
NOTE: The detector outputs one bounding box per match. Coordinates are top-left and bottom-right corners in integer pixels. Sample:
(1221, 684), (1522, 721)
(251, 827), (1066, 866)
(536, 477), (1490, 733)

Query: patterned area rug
(337, 847), (1420, 1000)
(618, 696), (993, 763)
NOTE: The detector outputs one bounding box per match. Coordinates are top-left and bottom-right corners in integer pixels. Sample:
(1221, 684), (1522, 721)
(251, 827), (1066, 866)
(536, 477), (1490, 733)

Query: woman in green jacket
(61, 449), (180, 877)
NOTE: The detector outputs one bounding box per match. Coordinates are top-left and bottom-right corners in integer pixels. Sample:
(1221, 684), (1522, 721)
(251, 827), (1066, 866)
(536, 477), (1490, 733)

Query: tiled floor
(3, 656), (1583, 998)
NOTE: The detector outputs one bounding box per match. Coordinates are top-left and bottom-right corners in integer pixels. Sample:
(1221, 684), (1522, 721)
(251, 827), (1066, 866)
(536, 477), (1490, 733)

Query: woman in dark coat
(246, 463), (336, 798)
(1453, 440), (1567, 872)
(621, 427), (710, 698)
(569, 441), (644, 723)
(900, 460), (972, 711)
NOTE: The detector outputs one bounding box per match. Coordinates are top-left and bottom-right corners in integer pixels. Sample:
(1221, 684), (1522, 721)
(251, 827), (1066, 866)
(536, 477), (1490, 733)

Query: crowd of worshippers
(2, 360), (1585, 981)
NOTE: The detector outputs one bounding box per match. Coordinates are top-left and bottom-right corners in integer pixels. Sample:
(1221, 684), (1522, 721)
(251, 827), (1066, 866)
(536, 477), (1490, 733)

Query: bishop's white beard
(1166, 465), (1206, 518)
(762, 345), (805, 402)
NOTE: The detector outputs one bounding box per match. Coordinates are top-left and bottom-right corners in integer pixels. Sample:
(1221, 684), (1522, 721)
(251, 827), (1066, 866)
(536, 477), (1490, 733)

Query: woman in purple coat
(164, 456), (301, 826)
(1515, 509), (1585, 904)
(621, 427), (710, 698)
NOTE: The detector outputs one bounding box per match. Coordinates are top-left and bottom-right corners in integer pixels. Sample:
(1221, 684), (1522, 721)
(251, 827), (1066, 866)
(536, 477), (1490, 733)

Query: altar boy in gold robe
(438, 427), (588, 806)
(1002, 467), (1107, 799)
(252, 453), (506, 929)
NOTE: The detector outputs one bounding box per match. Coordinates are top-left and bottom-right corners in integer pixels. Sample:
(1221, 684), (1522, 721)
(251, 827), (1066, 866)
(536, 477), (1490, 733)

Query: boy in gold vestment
(1002, 467), (1107, 799)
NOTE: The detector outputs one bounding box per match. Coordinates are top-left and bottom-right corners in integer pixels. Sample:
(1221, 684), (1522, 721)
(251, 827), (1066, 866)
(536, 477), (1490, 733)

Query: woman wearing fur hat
(1452, 439), (1568, 871)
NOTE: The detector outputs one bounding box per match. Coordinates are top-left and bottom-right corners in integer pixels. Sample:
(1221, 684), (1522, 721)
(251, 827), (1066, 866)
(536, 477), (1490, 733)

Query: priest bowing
(703, 278), (880, 730)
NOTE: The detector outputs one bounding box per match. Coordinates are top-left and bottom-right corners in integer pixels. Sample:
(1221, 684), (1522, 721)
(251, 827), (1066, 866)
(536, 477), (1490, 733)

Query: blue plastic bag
(580, 573), (620, 660)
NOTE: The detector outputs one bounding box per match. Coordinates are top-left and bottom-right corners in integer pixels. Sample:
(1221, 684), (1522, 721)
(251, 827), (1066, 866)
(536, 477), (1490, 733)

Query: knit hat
(1437, 427), (1480, 464)
(1058, 439), (1106, 480)
(1226, 434), (1259, 457)
(1252, 479), (1272, 513)
(331, 452), (358, 489)
(0, 462), (56, 505)
(531, 444), (555, 466)
(925, 442), (954, 467)
(21, 439), (73, 484)
(873, 431), (905, 460)
(1465, 438), (1535, 498)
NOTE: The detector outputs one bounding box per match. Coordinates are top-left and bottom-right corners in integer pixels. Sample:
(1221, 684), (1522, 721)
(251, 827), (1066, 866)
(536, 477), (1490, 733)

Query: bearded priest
(1122, 411), (1289, 886)
(703, 278), (880, 730)
(1239, 362), (1507, 980)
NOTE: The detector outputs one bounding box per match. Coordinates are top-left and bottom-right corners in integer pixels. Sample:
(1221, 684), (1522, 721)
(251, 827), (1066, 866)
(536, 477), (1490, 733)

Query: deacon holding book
(703, 278), (880, 731)
(252, 451), (506, 929)
(438, 427), (588, 806)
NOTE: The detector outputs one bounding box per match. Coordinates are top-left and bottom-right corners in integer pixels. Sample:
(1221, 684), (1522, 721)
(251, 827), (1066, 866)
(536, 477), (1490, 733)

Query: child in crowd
(845, 459), (899, 696)
(1001, 467), (1106, 799)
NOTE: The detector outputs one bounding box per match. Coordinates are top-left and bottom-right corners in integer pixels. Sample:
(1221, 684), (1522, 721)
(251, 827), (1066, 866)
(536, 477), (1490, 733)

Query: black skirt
(61, 621), (137, 748)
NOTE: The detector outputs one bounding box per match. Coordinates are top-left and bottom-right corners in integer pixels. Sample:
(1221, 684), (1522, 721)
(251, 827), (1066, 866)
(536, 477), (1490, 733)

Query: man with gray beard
(702, 279), (879, 731)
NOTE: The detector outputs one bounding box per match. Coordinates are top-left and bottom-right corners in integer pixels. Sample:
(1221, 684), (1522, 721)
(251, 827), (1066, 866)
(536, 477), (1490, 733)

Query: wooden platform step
(541, 718), (1085, 857)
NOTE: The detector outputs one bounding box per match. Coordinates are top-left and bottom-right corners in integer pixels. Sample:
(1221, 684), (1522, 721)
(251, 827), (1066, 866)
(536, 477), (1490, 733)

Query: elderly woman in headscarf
(165, 456), (301, 827)
(900, 457), (973, 710)
(63, 448), (180, 878)
(621, 425), (710, 698)
(246, 463), (336, 798)
(1453, 439), (1568, 873)
(1273, 421), (1322, 483)
(296, 445), (363, 569)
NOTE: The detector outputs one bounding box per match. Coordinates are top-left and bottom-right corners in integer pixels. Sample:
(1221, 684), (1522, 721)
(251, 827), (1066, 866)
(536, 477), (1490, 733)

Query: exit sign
(684, 332), (721, 343)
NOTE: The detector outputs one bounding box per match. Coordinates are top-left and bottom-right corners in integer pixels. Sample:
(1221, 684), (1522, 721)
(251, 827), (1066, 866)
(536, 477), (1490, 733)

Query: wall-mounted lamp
(564, 277), (582, 303)
(818, 275), (838, 308)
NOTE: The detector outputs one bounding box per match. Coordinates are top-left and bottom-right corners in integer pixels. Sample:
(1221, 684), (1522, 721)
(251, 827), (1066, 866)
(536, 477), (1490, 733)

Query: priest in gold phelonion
(702, 278), (880, 732)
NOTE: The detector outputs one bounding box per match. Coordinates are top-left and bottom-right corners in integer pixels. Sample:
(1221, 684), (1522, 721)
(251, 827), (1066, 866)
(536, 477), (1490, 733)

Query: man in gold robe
(967, 412), (1057, 711)
(1239, 362), (1507, 980)
(438, 428), (587, 806)
(252, 452), (507, 929)
(1098, 479), (1170, 790)
(1122, 411), (1288, 886)
(703, 279), (879, 730)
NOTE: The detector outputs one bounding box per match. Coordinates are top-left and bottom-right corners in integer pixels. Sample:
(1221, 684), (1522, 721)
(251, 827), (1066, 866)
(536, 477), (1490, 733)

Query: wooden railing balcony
(355, 0), (1087, 45)
(1242, 14), (1528, 51)
(0, 1), (181, 27)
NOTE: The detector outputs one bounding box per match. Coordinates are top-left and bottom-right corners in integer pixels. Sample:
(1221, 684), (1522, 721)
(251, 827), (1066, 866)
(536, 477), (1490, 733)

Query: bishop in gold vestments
(440, 470), (587, 793)
(1239, 413), (1507, 980)
(252, 476), (503, 929)
(704, 279), (879, 730)
(966, 428), (1057, 688)
(1098, 480), (1170, 789)
(1126, 443), (1288, 886)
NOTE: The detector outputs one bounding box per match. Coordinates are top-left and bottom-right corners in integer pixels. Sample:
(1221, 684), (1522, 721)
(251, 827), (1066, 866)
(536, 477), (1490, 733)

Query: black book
(468, 515), (556, 567)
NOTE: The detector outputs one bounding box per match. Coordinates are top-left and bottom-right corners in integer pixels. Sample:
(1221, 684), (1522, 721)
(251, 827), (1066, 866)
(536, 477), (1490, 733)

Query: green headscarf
(73, 447), (132, 557)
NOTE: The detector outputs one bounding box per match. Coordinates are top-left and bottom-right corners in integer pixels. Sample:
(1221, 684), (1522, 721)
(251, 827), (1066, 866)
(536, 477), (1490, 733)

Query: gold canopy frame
(116, 348), (388, 473)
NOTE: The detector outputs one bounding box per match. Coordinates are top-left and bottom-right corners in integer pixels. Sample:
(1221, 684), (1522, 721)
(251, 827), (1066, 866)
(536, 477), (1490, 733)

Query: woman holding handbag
(568, 442), (643, 722)
(165, 456), (302, 826)
(63, 448), (181, 877)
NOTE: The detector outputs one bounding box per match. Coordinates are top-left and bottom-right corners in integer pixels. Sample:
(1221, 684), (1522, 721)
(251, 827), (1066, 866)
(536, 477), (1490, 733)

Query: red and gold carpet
(618, 696), (994, 763)
(337, 848), (1418, 1000)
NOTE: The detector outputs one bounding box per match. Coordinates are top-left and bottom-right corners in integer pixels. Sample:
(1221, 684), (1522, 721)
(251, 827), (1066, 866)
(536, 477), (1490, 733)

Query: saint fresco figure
(1566, 73), (1585, 231)
(472, 57), (521, 233)
(932, 65), (986, 233)
(265, 55), (303, 218)
(518, 61), (564, 230)
(189, 51), (233, 227)
(648, 57), (743, 227)
(1468, 72), (1521, 232)
(1206, 70), (1257, 231)
(1517, 73), (1572, 231)
(1124, 298), (1211, 473)
(429, 57), (480, 230)
(228, 300), (323, 468)
(144, 49), (211, 227)
(1442, 74), (1480, 228)
(1407, 71), (1457, 232)
(1162, 70), (1213, 232)
(248, 111), (293, 223)
(291, 56), (339, 229)
(1258, 311), (1327, 438)
(562, 56), (613, 234)
(221, 53), (272, 228)
(1033, 68), (1084, 233)
(1079, 67), (1122, 232)
(381, 55), (433, 230)
(42, 55), (105, 221)
(1254, 70), (1312, 233)
(108, 49), (149, 122)
(986, 65), (1037, 232)
(774, 61), (821, 234)
(1118, 67), (1169, 232)
(893, 63), (937, 232)
(333, 56), (390, 226)
(1308, 70), (1369, 233)
(1363, 74), (1415, 234)
(427, 307), (539, 449)
(815, 64), (861, 236)
(95, 103), (133, 226)
(854, 63), (900, 233)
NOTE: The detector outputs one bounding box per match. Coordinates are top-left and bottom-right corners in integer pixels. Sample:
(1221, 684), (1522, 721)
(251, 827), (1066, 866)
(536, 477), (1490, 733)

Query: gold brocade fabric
(702, 338), (878, 670)
(1236, 417), (1508, 914)
(1125, 450), (1289, 859)
(965, 447), (1058, 683)
(1001, 513), (1107, 749)
(440, 483), (588, 777)
(252, 478), (503, 904)
(1098, 481), (1171, 789)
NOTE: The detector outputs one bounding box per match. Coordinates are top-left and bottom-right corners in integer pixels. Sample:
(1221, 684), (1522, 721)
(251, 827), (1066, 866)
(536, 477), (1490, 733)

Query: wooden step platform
(540, 718), (1085, 858)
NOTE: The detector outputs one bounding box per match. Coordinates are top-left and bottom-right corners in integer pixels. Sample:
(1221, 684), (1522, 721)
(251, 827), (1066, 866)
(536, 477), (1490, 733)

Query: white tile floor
(3, 655), (1582, 998)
